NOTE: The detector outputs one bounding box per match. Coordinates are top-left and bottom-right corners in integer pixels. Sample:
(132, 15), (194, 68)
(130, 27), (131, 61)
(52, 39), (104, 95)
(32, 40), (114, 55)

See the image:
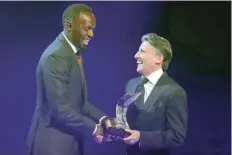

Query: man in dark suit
(123, 33), (188, 155)
(26, 4), (112, 155)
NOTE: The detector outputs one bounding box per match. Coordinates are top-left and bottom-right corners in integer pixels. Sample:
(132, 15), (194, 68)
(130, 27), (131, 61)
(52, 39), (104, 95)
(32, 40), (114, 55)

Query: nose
(87, 29), (94, 38)
(134, 51), (140, 59)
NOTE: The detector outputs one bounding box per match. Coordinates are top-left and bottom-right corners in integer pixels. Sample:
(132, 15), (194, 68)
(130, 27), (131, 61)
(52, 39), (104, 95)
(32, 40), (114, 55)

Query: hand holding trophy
(102, 93), (141, 140)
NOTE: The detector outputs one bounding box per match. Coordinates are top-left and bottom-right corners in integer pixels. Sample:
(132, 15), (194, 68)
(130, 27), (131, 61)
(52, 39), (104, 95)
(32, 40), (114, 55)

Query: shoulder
(42, 41), (74, 63)
(38, 47), (73, 74)
(166, 76), (187, 97)
(125, 76), (141, 87)
(40, 37), (74, 60)
(124, 76), (141, 93)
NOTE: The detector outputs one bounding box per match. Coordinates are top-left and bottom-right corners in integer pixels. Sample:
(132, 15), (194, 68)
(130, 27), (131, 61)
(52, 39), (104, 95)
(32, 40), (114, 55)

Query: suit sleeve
(139, 88), (188, 149)
(82, 101), (108, 123)
(42, 54), (96, 135)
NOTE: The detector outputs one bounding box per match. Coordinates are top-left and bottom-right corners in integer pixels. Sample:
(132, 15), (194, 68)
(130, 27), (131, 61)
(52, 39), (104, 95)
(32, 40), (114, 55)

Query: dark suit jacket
(125, 72), (188, 155)
(26, 32), (107, 155)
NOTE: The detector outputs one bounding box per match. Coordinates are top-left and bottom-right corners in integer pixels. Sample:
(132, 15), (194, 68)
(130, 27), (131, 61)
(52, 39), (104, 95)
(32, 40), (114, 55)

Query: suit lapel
(142, 72), (169, 110)
(57, 32), (87, 101)
(126, 73), (170, 129)
(57, 32), (74, 56)
(131, 77), (141, 93)
(142, 85), (162, 110)
(132, 77), (143, 109)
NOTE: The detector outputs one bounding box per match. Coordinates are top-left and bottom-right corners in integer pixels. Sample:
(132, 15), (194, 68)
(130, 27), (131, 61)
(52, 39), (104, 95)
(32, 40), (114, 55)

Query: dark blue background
(0, 1), (230, 155)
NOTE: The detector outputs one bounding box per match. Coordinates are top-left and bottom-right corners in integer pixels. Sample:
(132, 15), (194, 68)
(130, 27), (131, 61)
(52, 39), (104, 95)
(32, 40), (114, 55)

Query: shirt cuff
(99, 116), (107, 123)
(92, 124), (97, 134)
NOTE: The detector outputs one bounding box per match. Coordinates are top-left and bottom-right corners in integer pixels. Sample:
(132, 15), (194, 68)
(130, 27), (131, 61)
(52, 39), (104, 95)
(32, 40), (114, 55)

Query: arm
(82, 101), (108, 123)
(42, 54), (96, 135)
(139, 88), (188, 149)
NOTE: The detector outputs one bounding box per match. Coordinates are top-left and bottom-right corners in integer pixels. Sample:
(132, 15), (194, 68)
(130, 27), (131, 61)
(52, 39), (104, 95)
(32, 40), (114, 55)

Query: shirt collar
(144, 69), (163, 85)
(62, 31), (79, 54)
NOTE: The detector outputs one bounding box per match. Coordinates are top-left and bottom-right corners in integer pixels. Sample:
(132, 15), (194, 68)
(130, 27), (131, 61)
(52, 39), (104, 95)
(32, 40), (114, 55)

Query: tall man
(26, 4), (111, 155)
(123, 33), (188, 155)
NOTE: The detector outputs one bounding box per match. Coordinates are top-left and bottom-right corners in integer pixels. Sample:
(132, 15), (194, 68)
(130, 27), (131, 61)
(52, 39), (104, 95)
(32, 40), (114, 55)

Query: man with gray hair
(123, 33), (188, 155)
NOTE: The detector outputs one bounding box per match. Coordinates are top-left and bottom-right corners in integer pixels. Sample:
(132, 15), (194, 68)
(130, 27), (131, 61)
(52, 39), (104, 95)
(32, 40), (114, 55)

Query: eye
(140, 49), (145, 54)
(85, 26), (95, 31)
(90, 27), (96, 31)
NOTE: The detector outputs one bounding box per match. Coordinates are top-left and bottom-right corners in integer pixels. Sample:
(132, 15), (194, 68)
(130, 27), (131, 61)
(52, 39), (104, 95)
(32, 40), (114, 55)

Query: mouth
(137, 60), (143, 64)
(137, 60), (143, 67)
(83, 38), (91, 45)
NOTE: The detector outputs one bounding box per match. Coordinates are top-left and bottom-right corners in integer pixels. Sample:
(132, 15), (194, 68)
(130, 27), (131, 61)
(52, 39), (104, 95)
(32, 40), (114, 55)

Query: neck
(63, 30), (76, 46)
(142, 67), (162, 77)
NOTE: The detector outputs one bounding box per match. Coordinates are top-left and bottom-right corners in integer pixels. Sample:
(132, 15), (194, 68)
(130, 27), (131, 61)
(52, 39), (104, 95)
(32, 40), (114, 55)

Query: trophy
(106, 92), (141, 139)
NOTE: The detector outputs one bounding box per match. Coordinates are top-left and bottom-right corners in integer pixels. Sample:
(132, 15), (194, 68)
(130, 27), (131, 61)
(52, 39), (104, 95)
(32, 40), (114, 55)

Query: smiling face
(134, 41), (164, 77)
(77, 12), (96, 49)
(66, 11), (96, 50)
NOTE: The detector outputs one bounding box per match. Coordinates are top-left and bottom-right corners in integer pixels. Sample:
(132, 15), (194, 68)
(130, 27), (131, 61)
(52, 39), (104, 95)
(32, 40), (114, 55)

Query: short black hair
(62, 4), (92, 27)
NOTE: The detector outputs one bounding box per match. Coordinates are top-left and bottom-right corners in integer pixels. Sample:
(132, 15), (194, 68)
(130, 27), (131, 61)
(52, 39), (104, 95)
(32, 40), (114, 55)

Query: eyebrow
(139, 49), (145, 53)
(86, 25), (95, 30)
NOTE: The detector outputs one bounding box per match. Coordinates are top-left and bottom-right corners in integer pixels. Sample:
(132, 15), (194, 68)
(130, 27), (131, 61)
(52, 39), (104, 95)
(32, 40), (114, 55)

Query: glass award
(106, 92), (141, 138)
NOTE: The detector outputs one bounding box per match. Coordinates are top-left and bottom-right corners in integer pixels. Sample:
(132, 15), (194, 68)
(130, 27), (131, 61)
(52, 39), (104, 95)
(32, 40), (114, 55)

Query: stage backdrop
(0, 1), (230, 155)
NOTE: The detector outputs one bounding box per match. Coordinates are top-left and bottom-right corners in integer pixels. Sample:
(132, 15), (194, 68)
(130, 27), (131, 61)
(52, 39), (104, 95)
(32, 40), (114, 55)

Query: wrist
(100, 116), (110, 124)
(138, 131), (141, 140)
(92, 124), (97, 135)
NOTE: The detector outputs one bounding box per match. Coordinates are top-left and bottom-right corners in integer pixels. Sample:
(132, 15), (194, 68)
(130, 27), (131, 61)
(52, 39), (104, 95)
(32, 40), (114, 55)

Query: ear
(156, 55), (164, 64)
(65, 21), (72, 32)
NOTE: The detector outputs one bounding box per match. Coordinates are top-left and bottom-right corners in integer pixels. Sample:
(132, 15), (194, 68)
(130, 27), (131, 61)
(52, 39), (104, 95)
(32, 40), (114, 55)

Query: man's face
(134, 41), (163, 77)
(71, 12), (96, 49)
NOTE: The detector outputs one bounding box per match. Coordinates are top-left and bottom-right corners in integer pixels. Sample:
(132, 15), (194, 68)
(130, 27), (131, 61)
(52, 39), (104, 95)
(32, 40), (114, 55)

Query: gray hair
(141, 33), (172, 71)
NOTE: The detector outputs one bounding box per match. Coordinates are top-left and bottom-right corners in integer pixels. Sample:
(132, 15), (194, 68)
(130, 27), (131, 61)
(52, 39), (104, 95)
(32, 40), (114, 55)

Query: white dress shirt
(62, 32), (78, 54)
(138, 69), (163, 146)
(62, 32), (106, 134)
(143, 69), (163, 103)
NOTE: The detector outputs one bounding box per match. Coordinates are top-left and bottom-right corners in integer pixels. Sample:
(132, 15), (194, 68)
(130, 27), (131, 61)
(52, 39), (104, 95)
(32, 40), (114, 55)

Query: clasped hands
(92, 118), (140, 145)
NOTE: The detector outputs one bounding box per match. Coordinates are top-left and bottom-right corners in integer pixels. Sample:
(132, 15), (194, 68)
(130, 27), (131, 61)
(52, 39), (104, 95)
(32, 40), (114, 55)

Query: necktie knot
(136, 77), (149, 93)
(140, 77), (149, 86)
(76, 51), (81, 56)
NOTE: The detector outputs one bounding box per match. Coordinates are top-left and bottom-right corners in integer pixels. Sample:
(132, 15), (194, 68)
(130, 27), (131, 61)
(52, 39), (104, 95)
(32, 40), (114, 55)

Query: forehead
(139, 41), (155, 53)
(77, 12), (96, 27)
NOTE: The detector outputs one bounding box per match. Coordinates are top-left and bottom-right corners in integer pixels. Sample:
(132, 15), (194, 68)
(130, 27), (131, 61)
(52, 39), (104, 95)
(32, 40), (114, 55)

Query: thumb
(125, 129), (132, 133)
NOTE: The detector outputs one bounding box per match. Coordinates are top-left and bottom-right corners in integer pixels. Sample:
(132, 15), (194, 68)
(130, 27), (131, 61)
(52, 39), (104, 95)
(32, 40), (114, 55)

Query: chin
(79, 44), (87, 50)
(136, 68), (142, 74)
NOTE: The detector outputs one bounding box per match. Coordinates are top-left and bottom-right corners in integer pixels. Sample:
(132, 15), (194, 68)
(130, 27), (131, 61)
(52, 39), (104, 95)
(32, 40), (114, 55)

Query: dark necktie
(76, 51), (87, 101)
(136, 78), (149, 92)
(76, 52), (85, 81)
(135, 77), (149, 103)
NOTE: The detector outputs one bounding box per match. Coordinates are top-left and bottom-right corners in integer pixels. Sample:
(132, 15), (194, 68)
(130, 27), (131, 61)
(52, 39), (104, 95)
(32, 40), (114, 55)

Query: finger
(104, 134), (113, 139)
(104, 138), (113, 142)
(95, 136), (103, 143)
(95, 138), (103, 144)
(125, 129), (132, 132)
(97, 124), (102, 127)
(124, 140), (130, 145)
(124, 139), (133, 145)
(105, 119), (112, 128)
(123, 136), (132, 141)
(96, 135), (103, 140)
(103, 135), (112, 142)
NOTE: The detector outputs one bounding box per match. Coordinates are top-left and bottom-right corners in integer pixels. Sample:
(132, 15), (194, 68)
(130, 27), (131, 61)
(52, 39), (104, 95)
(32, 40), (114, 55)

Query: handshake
(92, 118), (131, 144)
(92, 93), (141, 145)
